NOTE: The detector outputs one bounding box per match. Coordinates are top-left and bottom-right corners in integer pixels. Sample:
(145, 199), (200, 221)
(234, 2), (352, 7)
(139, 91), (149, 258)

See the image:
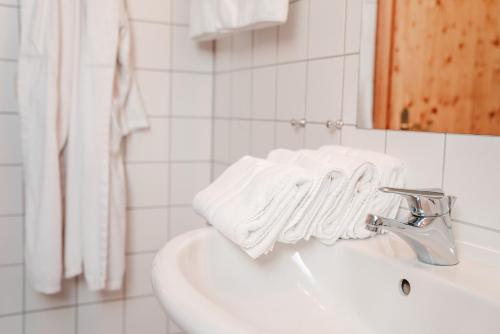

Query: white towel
(190, 0), (289, 41)
(310, 152), (378, 244)
(193, 156), (312, 258)
(267, 149), (347, 244)
(319, 146), (405, 215)
(318, 145), (405, 239)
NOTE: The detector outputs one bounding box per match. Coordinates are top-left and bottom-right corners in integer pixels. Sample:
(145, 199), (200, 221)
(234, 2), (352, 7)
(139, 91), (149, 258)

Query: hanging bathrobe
(19, 0), (147, 293)
(18, 0), (65, 294)
(64, 0), (148, 290)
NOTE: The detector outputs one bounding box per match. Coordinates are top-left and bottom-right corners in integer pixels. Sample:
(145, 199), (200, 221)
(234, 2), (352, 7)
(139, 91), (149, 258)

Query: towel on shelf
(267, 149), (347, 244)
(190, 0), (289, 41)
(193, 156), (313, 258)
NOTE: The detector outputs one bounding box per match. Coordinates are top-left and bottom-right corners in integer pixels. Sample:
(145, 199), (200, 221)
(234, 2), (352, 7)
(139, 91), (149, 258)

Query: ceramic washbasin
(152, 227), (500, 334)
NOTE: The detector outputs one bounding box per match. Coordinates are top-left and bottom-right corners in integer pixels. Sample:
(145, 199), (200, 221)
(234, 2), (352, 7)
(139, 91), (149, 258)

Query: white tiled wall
(0, 0), (209, 333)
(212, 0), (500, 263)
(2, 0), (500, 333)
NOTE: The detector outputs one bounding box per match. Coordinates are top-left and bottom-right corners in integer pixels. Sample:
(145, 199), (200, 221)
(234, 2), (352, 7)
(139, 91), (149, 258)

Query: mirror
(357, 0), (500, 136)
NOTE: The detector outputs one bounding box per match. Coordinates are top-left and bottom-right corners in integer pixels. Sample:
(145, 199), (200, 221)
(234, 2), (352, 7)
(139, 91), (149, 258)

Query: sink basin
(152, 227), (500, 334)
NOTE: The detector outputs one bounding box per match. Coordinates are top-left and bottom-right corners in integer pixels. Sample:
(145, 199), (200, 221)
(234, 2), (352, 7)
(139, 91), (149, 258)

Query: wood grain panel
(374, 0), (500, 135)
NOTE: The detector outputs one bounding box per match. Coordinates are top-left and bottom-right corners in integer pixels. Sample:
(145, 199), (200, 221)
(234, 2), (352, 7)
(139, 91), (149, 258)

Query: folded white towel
(318, 145), (405, 239)
(267, 149), (347, 244)
(310, 151), (378, 244)
(193, 156), (312, 258)
(190, 0), (289, 41)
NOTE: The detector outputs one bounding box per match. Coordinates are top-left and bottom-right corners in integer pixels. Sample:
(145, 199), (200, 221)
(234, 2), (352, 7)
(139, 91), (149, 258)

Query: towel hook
(290, 118), (307, 128)
(326, 119), (343, 130)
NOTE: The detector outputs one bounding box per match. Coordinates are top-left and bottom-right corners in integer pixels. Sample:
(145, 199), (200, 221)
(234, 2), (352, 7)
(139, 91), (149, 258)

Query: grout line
(165, 9), (175, 333)
(441, 134), (448, 189)
(454, 220), (500, 234)
(214, 52), (360, 75)
(0, 57), (17, 63)
(130, 18), (188, 27)
(134, 67), (212, 75)
(125, 159), (211, 165)
(0, 3), (19, 8)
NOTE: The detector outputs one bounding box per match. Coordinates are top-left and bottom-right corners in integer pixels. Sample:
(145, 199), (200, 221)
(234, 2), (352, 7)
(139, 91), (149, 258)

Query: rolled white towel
(319, 145), (405, 239)
(267, 149), (347, 244)
(312, 152), (378, 244)
(193, 156), (313, 258)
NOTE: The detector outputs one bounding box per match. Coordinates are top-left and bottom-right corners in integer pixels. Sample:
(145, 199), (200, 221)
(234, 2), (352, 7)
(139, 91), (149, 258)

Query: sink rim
(152, 227), (500, 334)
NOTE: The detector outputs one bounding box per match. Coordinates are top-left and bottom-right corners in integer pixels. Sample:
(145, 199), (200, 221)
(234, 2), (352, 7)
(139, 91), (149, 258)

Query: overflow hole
(400, 279), (411, 296)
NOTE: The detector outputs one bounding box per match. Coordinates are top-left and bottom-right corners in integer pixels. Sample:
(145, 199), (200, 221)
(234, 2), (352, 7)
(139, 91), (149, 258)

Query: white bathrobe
(18, 0), (65, 294)
(19, 0), (148, 293)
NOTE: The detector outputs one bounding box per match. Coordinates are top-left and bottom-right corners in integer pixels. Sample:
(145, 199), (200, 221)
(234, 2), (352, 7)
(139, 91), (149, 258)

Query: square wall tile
(253, 27), (278, 66)
(170, 162), (211, 205)
(171, 119), (212, 161)
(136, 70), (170, 116)
(386, 131), (445, 188)
(0, 166), (23, 215)
(213, 119), (230, 163)
(342, 54), (359, 124)
(231, 70), (252, 118)
(231, 31), (252, 69)
(444, 135), (500, 231)
(169, 207), (207, 239)
(0, 62), (18, 111)
(215, 36), (232, 72)
(172, 0), (190, 24)
(172, 73), (213, 117)
(127, 208), (168, 253)
(252, 67), (276, 120)
(169, 318), (184, 334)
(172, 26), (213, 72)
(125, 252), (155, 297)
(0, 6), (19, 59)
(126, 118), (169, 162)
(131, 22), (171, 70)
(306, 57), (343, 122)
(308, 0), (346, 58)
(229, 120), (251, 163)
(278, 0), (309, 62)
(125, 297), (167, 334)
(25, 307), (76, 334)
(214, 73), (231, 117)
(212, 163), (229, 180)
(341, 126), (386, 152)
(126, 163), (169, 208)
(345, 0), (363, 53)
(76, 278), (124, 304)
(251, 121), (275, 158)
(0, 266), (23, 315)
(77, 301), (123, 334)
(276, 62), (306, 120)
(127, 0), (171, 22)
(304, 123), (340, 149)
(25, 278), (76, 311)
(0, 315), (22, 334)
(0, 216), (23, 265)
(275, 122), (304, 150)
(454, 222), (500, 258)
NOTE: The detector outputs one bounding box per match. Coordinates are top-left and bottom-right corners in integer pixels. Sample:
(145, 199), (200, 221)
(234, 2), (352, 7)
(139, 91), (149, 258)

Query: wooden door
(374, 0), (500, 135)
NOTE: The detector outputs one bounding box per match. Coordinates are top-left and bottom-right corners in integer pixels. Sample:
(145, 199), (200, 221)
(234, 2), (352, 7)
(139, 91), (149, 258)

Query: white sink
(152, 227), (500, 334)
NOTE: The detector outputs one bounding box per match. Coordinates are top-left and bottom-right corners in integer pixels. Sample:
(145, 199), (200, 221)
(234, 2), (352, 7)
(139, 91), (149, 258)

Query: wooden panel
(374, 0), (500, 135)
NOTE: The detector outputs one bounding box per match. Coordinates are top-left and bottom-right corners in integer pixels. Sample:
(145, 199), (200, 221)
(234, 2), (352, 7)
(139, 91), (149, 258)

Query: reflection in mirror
(357, 0), (500, 136)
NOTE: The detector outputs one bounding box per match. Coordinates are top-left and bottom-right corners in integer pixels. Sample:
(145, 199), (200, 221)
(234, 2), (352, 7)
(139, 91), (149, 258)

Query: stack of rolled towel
(193, 145), (405, 258)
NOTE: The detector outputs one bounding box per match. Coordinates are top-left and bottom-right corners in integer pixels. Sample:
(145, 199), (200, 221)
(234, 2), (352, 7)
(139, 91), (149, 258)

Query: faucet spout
(365, 188), (459, 266)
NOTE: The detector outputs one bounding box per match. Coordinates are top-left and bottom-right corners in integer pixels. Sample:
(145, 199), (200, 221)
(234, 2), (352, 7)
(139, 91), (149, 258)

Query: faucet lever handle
(379, 187), (454, 217)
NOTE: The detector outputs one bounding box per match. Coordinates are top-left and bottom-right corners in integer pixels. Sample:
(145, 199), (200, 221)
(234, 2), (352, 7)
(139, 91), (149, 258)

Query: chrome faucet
(365, 187), (459, 266)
